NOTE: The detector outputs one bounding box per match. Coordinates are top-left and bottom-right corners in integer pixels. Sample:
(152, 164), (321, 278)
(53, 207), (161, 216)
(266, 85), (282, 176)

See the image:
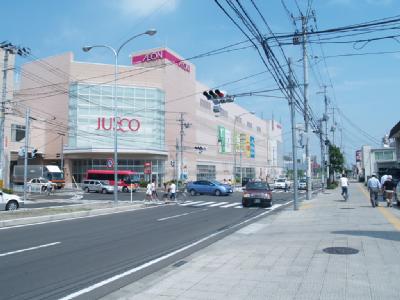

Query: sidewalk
(102, 183), (400, 300)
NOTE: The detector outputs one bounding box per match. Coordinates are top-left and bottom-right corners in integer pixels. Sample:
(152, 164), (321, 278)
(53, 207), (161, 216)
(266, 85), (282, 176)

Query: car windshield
(100, 180), (109, 185)
(246, 182), (270, 190)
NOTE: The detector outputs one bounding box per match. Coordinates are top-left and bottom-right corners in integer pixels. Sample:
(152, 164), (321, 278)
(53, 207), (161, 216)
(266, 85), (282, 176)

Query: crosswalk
(179, 200), (271, 209)
(273, 190), (307, 194)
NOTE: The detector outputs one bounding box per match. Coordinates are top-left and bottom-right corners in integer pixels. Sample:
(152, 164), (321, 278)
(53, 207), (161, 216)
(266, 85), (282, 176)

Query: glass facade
(68, 83), (165, 151)
(374, 150), (394, 161)
(196, 165), (216, 180)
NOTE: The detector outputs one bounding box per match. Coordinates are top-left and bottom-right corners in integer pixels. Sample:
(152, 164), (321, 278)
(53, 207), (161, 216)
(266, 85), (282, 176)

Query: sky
(2, 0), (400, 165)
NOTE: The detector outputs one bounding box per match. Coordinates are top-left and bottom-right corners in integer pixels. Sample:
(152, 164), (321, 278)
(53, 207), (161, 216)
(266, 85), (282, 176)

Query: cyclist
(339, 173), (349, 200)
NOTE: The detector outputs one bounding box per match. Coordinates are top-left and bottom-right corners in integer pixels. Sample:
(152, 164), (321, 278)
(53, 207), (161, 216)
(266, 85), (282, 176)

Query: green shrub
(1, 188), (14, 194)
(327, 182), (338, 189)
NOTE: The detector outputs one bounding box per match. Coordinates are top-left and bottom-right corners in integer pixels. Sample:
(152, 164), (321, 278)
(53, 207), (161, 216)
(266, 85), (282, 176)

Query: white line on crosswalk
(180, 201), (203, 206)
(220, 203), (241, 208)
(193, 201), (216, 207)
(208, 202), (229, 207)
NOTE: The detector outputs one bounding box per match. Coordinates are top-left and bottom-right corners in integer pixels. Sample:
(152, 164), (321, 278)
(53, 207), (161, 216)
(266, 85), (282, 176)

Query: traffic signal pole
(23, 108), (30, 203)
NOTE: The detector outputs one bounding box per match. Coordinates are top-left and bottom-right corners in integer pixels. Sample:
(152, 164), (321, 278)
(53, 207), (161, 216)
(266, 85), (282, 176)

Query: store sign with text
(95, 117), (140, 132)
(131, 49), (191, 73)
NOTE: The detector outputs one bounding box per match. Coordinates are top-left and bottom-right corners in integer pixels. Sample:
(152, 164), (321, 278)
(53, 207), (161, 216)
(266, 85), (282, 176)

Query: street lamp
(83, 29), (157, 204)
(233, 111), (254, 187)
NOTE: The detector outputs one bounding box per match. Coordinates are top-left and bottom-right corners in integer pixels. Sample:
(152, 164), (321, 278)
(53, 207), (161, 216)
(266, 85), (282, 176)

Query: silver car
(82, 180), (114, 194)
(0, 190), (24, 211)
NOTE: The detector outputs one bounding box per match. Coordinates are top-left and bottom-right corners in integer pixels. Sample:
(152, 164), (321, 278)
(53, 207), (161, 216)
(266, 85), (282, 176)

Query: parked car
(274, 178), (290, 190)
(82, 180), (114, 194)
(242, 181), (272, 208)
(27, 177), (56, 192)
(186, 180), (233, 196)
(298, 179), (307, 190)
(0, 190), (24, 211)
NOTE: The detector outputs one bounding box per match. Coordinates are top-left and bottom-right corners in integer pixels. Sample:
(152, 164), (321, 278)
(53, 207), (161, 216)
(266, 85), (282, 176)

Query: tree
(329, 144), (344, 183)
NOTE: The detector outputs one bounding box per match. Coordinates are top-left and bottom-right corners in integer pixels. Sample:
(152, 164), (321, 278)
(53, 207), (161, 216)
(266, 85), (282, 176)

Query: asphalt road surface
(2, 190), (309, 299)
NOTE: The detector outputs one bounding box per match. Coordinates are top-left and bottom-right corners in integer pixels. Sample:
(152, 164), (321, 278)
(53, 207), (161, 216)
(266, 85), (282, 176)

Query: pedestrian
(339, 173), (349, 200)
(151, 180), (158, 201)
(223, 178), (227, 184)
(228, 178), (232, 186)
(169, 181), (176, 201)
(380, 174), (388, 202)
(367, 174), (381, 207)
(163, 182), (170, 201)
(145, 181), (152, 201)
(46, 181), (54, 196)
(382, 175), (395, 207)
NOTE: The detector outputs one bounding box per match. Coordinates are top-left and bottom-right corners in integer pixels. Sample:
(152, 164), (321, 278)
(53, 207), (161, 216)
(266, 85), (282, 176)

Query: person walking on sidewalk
(339, 173), (349, 200)
(382, 175), (395, 207)
(367, 174), (381, 207)
(169, 181), (176, 201)
(145, 181), (152, 202)
(380, 174), (388, 202)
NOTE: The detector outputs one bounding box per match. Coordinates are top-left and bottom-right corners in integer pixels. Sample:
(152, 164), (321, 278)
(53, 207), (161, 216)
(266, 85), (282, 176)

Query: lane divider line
(59, 200), (293, 300)
(157, 209), (208, 222)
(0, 242), (61, 257)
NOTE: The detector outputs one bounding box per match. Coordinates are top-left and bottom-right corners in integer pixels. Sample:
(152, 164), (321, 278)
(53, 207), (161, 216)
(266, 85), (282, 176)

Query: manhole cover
(323, 247), (359, 255)
(340, 207), (355, 209)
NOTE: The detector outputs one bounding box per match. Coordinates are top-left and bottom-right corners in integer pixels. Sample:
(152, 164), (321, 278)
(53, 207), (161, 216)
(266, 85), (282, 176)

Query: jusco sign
(96, 117), (140, 132)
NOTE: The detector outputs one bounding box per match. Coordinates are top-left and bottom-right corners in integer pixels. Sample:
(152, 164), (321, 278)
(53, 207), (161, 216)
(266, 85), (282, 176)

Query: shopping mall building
(4, 47), (283, 186)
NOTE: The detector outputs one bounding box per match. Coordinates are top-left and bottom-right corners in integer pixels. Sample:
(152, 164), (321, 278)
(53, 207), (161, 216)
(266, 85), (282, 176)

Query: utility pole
(318, 119), (325, 192)
(288, 58), (299, 210)
(0, 42), (30, 189)
(23, 108), (30, 203)
(178, 113), (190, 189)
(300, 16), (312, 200)
(175, 138), (179, 185)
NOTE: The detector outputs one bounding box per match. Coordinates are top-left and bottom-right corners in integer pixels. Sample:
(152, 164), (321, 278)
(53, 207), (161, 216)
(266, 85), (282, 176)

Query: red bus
(85, 170), (139, 192)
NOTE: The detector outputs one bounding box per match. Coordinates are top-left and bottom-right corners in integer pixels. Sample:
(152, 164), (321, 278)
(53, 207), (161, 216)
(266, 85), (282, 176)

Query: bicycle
(175, 189), (188, 203)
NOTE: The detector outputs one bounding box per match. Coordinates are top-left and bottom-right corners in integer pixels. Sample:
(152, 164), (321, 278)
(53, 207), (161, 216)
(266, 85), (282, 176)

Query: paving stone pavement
(102, 183), (400, 300)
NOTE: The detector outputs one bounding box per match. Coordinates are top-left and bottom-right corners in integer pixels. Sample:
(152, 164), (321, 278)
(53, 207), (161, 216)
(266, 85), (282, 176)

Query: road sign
(106, 158), (114, 168)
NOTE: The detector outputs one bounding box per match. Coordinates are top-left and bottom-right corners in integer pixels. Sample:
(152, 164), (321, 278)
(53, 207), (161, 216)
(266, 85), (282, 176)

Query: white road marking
(59, 200), (293, 300)
(234, 205), (243, 208)
(220, 203), (241, 208)
(180, 201), (203, 206)
(0, 242), (61, 257)
(157, 209), (207, 221)
(209, 202), (229, 207)
(193, 201), (215, 207)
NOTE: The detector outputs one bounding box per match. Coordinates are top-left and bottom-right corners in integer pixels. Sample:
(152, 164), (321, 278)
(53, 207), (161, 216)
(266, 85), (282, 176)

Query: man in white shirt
(380, 174), (388, 201)
(367, 174), (381, 207)
(339, 174), (349, 200)
(169, 182), (176, 200)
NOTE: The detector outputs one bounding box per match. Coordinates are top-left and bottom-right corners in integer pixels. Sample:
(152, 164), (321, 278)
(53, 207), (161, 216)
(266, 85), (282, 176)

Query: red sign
(106, 158), (114, 168)
(96, 117), (140, 132)
(131, 49), (191, 73)
(144, 162), (152, 174)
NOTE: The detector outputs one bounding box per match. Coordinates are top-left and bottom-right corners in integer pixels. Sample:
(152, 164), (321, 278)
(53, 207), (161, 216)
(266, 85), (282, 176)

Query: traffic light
(203, 89), (234, 104)
(324, 139), (330, 146)
(170, 160), (175, 167)
(31, 149), (38, 158)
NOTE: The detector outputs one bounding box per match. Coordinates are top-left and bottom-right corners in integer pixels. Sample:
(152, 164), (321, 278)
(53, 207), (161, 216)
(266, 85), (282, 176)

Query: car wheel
(190, 189), (197, 196)
(242, 200), (249, 207)
(122, 186), (128, 193)
(261, 201), (272, 208)
(101, 189), (107, 194)
(215, 190), (221, 196)
(6, 201), (18, 211)
(41, 186), (47, 192)
(84, 187), (89, 193)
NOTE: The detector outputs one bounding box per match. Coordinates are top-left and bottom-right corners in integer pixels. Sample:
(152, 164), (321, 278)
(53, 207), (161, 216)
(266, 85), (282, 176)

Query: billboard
(356, 150), (361, 162)
(217, 126), (232, 153)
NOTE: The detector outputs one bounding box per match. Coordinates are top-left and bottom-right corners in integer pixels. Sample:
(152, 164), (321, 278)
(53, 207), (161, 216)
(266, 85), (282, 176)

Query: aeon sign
(96, 117), (140, 132)
(131, 49), (191, 73)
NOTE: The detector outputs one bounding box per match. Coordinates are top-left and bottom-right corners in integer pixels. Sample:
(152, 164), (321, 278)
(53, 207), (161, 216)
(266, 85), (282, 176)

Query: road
(2, 190), (308, 299)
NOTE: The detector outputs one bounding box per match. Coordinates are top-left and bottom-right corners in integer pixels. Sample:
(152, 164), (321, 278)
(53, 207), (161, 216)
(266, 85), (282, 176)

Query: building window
(200, 99), (211, 110)
(256, 126), (261, 133)
(374, 151), (394, 161)
(196, 164), (216, 180)
(247, 122), (252, 128)
(11, 124), (25, 142)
